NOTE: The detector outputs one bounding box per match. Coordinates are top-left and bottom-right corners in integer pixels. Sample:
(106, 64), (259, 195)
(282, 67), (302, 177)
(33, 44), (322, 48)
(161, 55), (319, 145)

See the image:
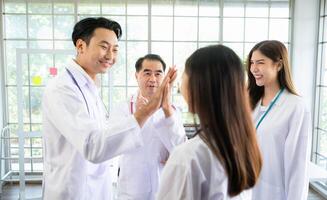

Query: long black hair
(185, 44), (262, 196)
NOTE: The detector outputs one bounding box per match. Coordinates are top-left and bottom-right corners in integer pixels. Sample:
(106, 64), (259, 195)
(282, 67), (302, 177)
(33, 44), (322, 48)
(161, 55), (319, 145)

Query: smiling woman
(246, 40), (311, 200)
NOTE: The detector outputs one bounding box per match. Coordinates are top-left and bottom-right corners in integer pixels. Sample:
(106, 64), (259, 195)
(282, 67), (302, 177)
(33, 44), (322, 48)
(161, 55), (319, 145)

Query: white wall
(291, 0), (320, 111)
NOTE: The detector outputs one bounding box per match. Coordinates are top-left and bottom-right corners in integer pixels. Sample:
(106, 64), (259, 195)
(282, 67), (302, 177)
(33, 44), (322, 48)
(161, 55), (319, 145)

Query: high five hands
(134, 67), (177, 127)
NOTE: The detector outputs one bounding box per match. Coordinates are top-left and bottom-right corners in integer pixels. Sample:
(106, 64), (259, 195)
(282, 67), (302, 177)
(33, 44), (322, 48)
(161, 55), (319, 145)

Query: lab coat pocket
(118, 163), (151, 195)
(86, 160), (107, 177)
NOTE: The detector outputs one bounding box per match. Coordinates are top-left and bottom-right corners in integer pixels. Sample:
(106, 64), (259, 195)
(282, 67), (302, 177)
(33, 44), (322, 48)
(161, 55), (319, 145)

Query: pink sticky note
(49, 67), (57, 76)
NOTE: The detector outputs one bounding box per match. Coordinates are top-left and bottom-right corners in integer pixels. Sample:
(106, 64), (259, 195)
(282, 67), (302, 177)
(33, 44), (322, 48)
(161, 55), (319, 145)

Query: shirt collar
(273, 88), (287, 106)
(67, 59), (101, 89)
(256, 88), (287, 109)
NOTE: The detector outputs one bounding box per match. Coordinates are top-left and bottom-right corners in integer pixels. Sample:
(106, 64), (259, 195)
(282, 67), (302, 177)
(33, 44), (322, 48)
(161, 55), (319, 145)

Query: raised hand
(135, 93), (149, 112)
(134, 67), (177, 127)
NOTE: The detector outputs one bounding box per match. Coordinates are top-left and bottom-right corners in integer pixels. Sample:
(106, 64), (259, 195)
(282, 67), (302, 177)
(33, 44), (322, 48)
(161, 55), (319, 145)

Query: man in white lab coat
(42, 17), (176, 200)
(114, 54), (186, 200)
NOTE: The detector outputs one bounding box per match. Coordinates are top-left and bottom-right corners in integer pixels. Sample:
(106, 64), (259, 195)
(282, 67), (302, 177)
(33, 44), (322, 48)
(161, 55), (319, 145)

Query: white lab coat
(156, 135), (252, 200)
(113, 94), (186, 200)
(252, 90), (311, 200)
(42, 59), (143, 200)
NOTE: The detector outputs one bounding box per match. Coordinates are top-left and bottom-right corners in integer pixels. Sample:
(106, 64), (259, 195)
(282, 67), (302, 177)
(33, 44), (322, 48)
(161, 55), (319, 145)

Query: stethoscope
(256, 88), (284, 129)
(130, 96), (134, 114)
(66, 68), (109, 120)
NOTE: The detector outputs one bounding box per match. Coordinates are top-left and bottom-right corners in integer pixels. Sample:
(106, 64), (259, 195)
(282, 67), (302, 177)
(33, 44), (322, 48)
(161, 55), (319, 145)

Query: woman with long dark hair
(156, 45), (262, 199)
(247, 40), (311, 200)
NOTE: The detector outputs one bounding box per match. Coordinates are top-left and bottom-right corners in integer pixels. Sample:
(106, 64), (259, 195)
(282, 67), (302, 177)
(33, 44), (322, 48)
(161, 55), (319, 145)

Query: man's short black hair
(135, 54), (166, 72)
(72, 17), (122, 46)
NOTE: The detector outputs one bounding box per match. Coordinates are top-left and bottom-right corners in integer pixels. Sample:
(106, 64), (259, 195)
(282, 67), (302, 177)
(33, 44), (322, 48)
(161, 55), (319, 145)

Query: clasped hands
(133, 67), (177, 127)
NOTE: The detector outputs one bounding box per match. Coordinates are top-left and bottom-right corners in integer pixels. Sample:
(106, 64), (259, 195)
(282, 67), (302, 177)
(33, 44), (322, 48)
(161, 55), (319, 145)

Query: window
(314, 0), (327, 170)
(312, 0), (327, 195)
(1, 0), (291, 175)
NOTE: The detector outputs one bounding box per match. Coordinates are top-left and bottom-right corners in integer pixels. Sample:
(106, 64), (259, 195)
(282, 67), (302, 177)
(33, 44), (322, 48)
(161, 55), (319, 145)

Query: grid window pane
(198, 42), (218, 48)
(319, 88), (327, 131)
(245, 18), (268, 42)
(174, 1), (198, 16)
(21, 54), (30, 85)
(102, 2), (126, 15)
(199, 18), (219, 41)
(28, 15), (53, 39)
(109, 16), (126, 40)
(152, 1), (173, 16)
(101, 86), (109, 109)
(127, 42), (148, 86)
(28, 2), (52, 14)
(127, 1), (148, 15)
(174, 42), (197, 71)
(174, 17), (198, 41)
(78, 15), (101, 21)
(54, 41), (75, 50)
(245, 3), (268, 17)
(7, 87), (30, 124)
(270, 3), (289, 18)
(7, 87), (18, 124)
(151, 42), (173, 67)
(223, 18), (244, 41)
(30, 87), (43, 124)
(269, 19), (289, 42)
(4, 2), (26, 13)
(29, 53), (54, 86)
(31, 124), (42, 132)
(151, 17), (173, 41)
(318, 129), (327, 160)
(32, 148), (42, 157)
(32, 138), (42, 148)
(100, 74), (109, 87)
(5, 40), (27, 85)
(112, 87), (127, 107)
(224, 3), (244, 17)
(54, 3), (75, 14)
(223, 42), (244, 61)
(5, 15), (27, 39)
(321, 18), (325, 42)
(78, 3), (101, 14)
(33, 161), (43, 171)
(54, 16), (75, 40)
(29, 41), (53, 49)
(127, 16), (148, 40)
(244, 43), (257, 59)
(199, 1), (220, 17)
(112, 42), (126, 86)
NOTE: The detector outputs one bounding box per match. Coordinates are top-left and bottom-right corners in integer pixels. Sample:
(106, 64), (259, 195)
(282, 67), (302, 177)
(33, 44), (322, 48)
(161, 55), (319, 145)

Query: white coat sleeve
(156, 148), (224, 200)
(153, 109), (187, 153)
(284, 103), (311, 200)
(43, 83), (143, 164)
(156, 162), (194, 200)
